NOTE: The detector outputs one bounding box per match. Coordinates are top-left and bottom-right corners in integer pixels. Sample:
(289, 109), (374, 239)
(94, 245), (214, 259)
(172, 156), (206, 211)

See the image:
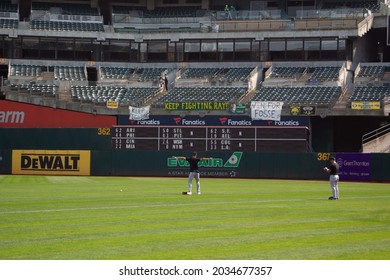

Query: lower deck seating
(155, 87), (247, 104)
(71, 85), (160, 106)
(349, 86), (390, 102)
(10, 83), (58, 96)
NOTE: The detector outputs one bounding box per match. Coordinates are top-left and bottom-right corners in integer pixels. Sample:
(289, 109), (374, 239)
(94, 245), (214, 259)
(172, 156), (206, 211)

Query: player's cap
(192, 151), (197, 156)
(329, 156), (335, 161)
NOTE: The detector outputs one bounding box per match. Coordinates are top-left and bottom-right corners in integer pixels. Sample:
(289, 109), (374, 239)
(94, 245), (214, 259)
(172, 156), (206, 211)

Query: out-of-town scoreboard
(111, 126), (309, 152)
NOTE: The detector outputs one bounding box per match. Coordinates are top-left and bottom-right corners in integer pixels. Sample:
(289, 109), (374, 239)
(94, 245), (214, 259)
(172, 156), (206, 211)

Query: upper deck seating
(0, 1), (17, 13)
(100, 67), (136, 80)
(32, 2), (99, 16)
(356, 65), (386, 79)
(112, 5), (204, 17)
(30, 20), (104, 32)
(268, 67), (306, 79)
(179, 68), (221, 79)
(219, 67), (254, 82)
(250, 86), (341, 105)
(307, 66), (340, 82)
(138, 68), (167, 82)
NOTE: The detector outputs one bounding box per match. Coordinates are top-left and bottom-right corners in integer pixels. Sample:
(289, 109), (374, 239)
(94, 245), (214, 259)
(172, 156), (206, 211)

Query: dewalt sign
(12, 150), (91, 175)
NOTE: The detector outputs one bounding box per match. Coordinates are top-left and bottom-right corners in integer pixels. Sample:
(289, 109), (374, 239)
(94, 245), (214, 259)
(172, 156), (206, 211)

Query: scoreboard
(112, 126), (309, 152)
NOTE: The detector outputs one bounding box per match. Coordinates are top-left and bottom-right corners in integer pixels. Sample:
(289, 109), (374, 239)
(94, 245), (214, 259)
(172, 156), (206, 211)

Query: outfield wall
(1, 128), (389, 182)
(1, 148), (390, 182)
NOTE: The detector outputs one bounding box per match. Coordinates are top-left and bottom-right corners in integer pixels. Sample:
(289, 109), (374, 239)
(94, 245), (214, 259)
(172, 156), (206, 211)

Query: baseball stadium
(0, 0), (390, 262)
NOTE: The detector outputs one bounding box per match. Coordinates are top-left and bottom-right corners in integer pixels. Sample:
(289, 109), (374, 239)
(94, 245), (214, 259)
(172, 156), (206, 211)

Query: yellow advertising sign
(106, 101), (119, 109)
(351, 101), (381, 110)
(12, 150), (91, 175)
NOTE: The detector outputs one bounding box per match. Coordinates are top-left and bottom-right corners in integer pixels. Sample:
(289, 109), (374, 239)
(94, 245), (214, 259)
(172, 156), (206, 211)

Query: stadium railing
(362, 123), (390, 153)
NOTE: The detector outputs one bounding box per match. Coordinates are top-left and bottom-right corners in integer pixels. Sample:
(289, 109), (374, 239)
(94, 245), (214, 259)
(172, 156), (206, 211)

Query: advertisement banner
(164, 101), (229, 111)
(0, 100), (115, 128)
(251, 101), (283, 121)
(335, 153), (371, 182)
(167, 152), (243, 178)
(106, 101), (119, 109)
(351, 101), (381, 110)
(290, 105), (316, 116)
(118, 115), (310, 127)
(12, 150), (91, 176)
(229, 103), (246, 114)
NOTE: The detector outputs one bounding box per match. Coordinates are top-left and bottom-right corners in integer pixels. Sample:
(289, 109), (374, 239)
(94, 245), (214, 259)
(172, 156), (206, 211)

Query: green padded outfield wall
(0, 128), (112, 150)
(105, 151), (329, 180)
(1, 128), (390, 181)
(371, 153), (390, 182)
(0, 128), (111, 175)
(1, 149), (390, 181)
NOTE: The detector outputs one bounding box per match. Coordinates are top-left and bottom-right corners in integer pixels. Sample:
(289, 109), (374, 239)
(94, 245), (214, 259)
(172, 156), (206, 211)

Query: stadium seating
(0, 1), (17, 13)
(307, 66), (340, 82)
(143, 6), (203, 18)
(10, 83), (58, 96)
(54, 66), (87, 81)
(31, 2), (100, 16)
(0, 2), (387, 116)
(179, 68), (221, 79)
(356, 65), (386, 79)
(99, 67), (167, 83)
(268, 67), (306, 79)
(71, 85), (161, 106)
(0, 18), (18, 29)
(9, 64), (43, 77)
(100, 67), (136, 80)
(179, 67), (254, 82)
(349, 86), (390, 102)
(29, 2), (103, 32)
(155, 87), (247, 105)
(10, 64), (87, 81)
(30, 20), (104, 32)
(112, 5), (204, 18)
(138, 68), (167, 82)
(250, 86), (341, 105)
(219, 68), (254, 82)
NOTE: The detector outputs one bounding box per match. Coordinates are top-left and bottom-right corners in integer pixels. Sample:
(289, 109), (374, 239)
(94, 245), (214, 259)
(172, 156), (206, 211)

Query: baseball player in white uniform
(323, 156), (340, 200)
(173, 152), (212, 195)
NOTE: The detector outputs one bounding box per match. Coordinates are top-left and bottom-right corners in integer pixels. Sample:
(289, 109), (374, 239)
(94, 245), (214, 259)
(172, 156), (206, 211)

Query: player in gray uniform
(173, 152), (212, 195)
(323, 156), (340, 200)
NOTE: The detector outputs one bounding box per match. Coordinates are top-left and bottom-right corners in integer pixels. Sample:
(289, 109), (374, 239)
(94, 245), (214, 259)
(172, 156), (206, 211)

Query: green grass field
(0, 175), (389, 260)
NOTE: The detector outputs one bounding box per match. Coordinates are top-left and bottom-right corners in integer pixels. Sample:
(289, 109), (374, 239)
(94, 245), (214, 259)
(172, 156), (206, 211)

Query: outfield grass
(0, 175), (389, 260)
